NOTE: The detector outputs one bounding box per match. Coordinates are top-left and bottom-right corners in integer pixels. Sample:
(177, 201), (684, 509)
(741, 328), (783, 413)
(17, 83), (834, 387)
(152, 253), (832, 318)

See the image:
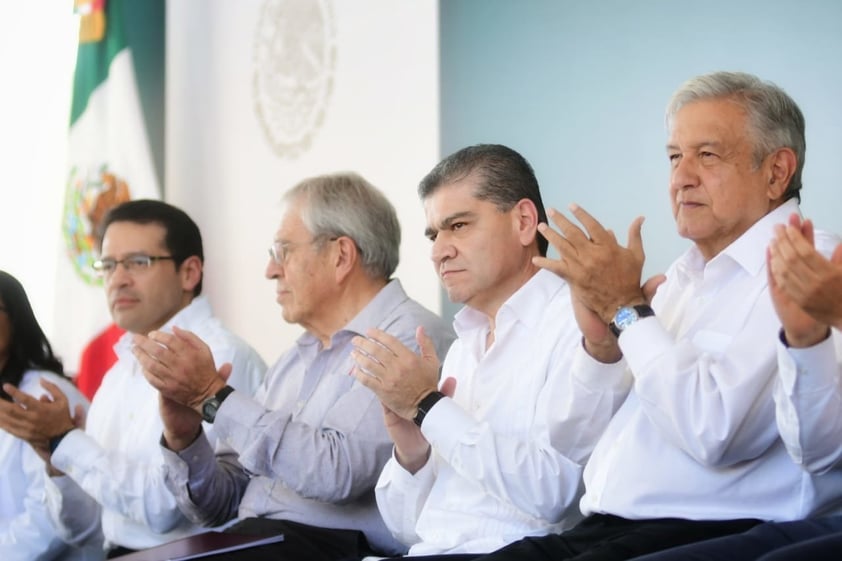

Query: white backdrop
(166, 0), (442, 362)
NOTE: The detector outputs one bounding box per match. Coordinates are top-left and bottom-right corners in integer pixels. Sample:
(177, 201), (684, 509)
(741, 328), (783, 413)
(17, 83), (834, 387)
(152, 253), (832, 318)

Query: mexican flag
(55, 0), (160, 373)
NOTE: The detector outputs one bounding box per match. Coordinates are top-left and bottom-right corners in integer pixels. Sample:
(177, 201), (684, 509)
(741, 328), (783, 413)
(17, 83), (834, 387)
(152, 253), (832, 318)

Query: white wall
(166, 0), (442, 362)
(0, 5), (77, 351)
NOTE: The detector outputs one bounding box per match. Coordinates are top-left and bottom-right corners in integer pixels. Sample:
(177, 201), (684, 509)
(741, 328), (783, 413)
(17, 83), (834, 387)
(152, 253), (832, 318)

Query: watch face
(614, 306), (639, 331)
(202, 399), (219, 422)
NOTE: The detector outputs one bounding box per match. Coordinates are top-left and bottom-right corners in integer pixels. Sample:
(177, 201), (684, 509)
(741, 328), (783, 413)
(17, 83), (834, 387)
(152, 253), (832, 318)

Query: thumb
(627, 216), (646, 261)
(800, 217), (815, 246)
(641, 274), (666, 304)
(218, 363), (233, 382)
(73, 405), (87, 430)
(831, 242), (842, 266)
(440, 377), (457, 398)
(416, 326), (437, 362)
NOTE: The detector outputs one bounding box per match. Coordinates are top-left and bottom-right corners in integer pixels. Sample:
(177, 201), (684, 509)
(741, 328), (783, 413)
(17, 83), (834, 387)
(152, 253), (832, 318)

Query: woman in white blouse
(0, 270), (99, 561)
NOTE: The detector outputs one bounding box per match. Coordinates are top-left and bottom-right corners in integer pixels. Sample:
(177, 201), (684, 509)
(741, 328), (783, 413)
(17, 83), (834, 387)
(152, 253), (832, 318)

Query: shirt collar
(675, 198), (801, 282)
(453, 268), (567, 335)
(114, 295), (211, 355)
(296, 278), (409, 348)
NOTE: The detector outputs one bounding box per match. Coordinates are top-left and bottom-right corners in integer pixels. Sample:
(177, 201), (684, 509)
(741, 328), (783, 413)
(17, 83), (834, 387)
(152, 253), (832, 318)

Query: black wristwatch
(48, 429), (73, 454)
(413, 391), (445, 427)
(201, 385), (235, 423)
(609, 304), (655, 338)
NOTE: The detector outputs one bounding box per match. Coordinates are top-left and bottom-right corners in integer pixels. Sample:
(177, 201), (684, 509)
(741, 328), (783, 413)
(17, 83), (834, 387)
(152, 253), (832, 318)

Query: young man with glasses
(133, 173), (456, 560)
(0, 199), (266, 557)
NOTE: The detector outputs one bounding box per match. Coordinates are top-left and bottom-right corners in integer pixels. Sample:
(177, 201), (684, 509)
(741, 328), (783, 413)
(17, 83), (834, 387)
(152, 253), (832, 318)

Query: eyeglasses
(268, 237), (338, 265)
(91, 255), (176, 277)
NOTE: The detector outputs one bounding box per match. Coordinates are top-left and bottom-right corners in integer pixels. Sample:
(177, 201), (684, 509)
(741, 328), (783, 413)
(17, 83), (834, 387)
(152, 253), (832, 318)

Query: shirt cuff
(381, 446), (436, 489)
(571, 340), (629, 390)
(419, 397), (477, 461)
(619, 316), (672, 375)
(50, 428), (100, 478)
(777, 329), (839, 395)
(159, 430), (217, 501)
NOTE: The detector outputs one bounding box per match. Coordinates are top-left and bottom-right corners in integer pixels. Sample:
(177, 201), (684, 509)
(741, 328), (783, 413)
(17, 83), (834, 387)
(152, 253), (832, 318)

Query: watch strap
(49, 429), (72, 455)
(214, 384), (235, 405)
(413, 391), (445, 427)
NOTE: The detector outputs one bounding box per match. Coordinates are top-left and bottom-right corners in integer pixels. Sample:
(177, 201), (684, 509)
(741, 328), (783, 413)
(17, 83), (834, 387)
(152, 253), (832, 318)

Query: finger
(350, 337), (387, 367)
(766, 246), (778, 290)
(172, 326), (208, 351)
(39, 379), (69, 404)
(767, 234), (791, 285)
(4, 384), (38, 408)
(440, 377), (457, 398)
(352, 364), (380, 385)
(73, 405), (87, 430)
(415, 326), (438, 362)
(533, 254), (572, 280)
(569, 204), (612, 244)
(783, 223), (818, 259)
(641, 274), (666, 303)
(147, 330), (181, 353)
(537, 219), (577, 258)
(350, 349), (385, 378)
(218, 363), (233, 381)
(547, 208), (591, 247)
(627, 216), (646, 262)
(800, 218), (815, 246)
(831, 243), (842, 266)
(363, 329), (405, 357)
(132, 335), (165, 361)
(133, 345), (163, 377)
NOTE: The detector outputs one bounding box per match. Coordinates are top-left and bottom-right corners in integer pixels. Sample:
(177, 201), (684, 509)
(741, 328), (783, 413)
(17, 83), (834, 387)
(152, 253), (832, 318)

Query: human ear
(766, 147), (797, 200)
(179, 255), (203, 293)
(333, 236), (357, 282)
(513, 198), (539, 248)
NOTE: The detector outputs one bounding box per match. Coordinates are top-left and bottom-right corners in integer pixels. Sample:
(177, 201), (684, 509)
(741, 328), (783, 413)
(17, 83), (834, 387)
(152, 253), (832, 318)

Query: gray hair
(418, 144), (549, 256)
(665, 71), (806, 202)
(283, 172), (400, 279)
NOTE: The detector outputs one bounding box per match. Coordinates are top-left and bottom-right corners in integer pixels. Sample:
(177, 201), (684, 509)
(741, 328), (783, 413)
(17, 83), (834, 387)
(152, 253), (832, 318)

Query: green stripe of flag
(69, 0), (128, 126)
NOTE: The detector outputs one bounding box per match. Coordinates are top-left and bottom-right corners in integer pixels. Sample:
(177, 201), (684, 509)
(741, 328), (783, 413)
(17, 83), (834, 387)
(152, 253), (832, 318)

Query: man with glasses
(0, 199), (266, 557)
(133, 172), (456, 560)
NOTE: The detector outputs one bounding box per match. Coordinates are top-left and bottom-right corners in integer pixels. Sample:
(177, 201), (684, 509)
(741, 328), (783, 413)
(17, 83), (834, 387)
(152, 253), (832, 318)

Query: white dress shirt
(774, 319), (842, 512)
(0, 370), (100, 561)
(376, 269), (632, 556)
(580, 200), (842, 522)
(47, 296), (266, 551)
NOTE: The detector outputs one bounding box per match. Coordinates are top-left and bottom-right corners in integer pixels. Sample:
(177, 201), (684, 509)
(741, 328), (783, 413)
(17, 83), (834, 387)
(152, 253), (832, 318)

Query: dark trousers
(107, 547), (136, 559)
(471, 514), (761, 561)
(199, 517), (377, 561)
(632, 515), (842, 561)
(761, 530), (842, 561)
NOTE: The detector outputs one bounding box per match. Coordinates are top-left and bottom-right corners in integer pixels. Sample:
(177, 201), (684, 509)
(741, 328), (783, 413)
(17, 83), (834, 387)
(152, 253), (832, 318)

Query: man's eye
(452, 222), (466, 231)
(127, 256), (150, 267)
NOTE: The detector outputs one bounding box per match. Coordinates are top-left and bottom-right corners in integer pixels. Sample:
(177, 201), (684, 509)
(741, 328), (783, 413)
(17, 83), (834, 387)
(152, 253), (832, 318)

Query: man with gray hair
(133, 173), (456, 560)
(470, 72), (841, 561)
